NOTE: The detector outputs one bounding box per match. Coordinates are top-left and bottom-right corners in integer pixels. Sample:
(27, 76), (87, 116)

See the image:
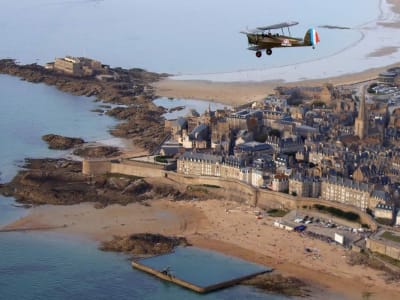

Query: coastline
(153, 62), (398, 106)
(3, 199), (399, 299)
(1, 1), (400, 299)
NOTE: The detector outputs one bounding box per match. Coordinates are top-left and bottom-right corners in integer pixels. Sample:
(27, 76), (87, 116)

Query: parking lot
(281, 210), (371, 246)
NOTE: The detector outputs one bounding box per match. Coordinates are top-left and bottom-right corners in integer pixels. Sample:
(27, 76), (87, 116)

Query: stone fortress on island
(46, 56), (105, 77)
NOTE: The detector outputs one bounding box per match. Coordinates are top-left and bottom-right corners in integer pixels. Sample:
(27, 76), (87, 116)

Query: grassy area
(186, 185), (209, 194)
(373, 252), (400, 268)
(381, 231), (400, 243)
(198, 184), (221, 189)
(267, 209), (289, 217)
(375, 218), (393, 226)
(154, 155), (172, 163)
(105, 173), (142, 180)
(187, 184), (220, 190)
(313, 204), (360, 222)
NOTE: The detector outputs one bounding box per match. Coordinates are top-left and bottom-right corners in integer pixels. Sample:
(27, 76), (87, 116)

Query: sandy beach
(2, 197), (399, 300)
(154, 64), (396, 106)
(153, 0), (400, 106)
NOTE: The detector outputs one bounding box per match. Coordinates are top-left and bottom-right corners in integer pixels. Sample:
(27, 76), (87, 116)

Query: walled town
(75, 56), (400, 262)
(3, 56), (400, 297)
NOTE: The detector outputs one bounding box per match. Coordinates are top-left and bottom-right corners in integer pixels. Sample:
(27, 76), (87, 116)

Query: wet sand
(153, 63), (398, 106)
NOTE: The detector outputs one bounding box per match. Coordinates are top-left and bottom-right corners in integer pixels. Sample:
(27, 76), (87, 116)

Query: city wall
(82, 159), (377, 229)
(82, 159), (165, 178)
(166, 172), (257, 205)
(367, 238), (400, 260)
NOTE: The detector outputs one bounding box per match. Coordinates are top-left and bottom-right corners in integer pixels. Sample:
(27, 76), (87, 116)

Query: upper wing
(257, 21), (299, 31)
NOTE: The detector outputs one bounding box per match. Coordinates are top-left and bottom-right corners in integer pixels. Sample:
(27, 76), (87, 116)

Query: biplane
(241, 21), (320, 57)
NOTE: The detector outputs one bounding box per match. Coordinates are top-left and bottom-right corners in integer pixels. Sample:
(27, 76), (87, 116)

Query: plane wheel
(266, 49), (272, 55)
(256, 51), (262, 58)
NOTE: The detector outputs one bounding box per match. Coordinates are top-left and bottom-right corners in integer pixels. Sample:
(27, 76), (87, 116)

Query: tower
(354, 89), (368, 139)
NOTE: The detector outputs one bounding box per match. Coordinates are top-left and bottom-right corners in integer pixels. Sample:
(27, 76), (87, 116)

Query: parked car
(294, 225), (307, 232)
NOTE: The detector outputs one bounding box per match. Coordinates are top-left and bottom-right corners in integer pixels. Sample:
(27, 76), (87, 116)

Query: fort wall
(82, 158), (377, 229)
(367, 238), (400, 260)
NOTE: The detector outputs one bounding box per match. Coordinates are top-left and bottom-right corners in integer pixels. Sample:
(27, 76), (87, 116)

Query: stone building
(321, 176), (371, 211)
(354, 92), (368, 140)
(177, 152), (252, 183)
(289, 174), (321, 198)
(264, 136), (303, 154)
(271, 174), (289, 192)
(177, 152), (222, 176)
(374, 203), (394, 220)
(226, 109), (263, 131)
(54, 56), (102, 77)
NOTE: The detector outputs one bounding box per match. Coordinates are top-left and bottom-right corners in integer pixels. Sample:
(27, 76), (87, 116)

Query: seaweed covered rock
(73, 145), (121, 158)
(99, 233), (191, 257)
(0, 158), (171, 206)
(42, 134), (84, 150)
(243, 273), (309, 297)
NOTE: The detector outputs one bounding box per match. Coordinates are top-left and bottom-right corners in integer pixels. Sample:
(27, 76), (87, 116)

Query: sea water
(0, 76), (286, 299)
(0, 75), (119, 183)
(0, 232), (290, 300)
(0, 0), (380, 74)
(138, 246), (271, 288)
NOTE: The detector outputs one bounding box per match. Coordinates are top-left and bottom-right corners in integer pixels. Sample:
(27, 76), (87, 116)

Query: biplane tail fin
(304, 28), (320, 47)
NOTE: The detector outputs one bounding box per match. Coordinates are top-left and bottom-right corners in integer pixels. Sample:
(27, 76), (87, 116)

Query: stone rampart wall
(166, 172), (257, 205)
(82, 160), (111, 175)
(82, 159), (376, 229)
(111, 161), (164, 178)
(367, 238), (400, 260)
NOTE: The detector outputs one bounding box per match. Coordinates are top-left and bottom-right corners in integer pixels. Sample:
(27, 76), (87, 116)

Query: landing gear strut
(256, 51), (262, 58)
(266, 49), (272, 55)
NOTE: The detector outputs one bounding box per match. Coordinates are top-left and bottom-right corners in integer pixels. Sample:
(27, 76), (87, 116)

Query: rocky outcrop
(0, 59), (169, 152)
(42, 134), (84, 150)
(72, 145), (121, 158)
(243, 273), (309, 297)
(0, 158), (187, 206)
(99, 233), (190, 257)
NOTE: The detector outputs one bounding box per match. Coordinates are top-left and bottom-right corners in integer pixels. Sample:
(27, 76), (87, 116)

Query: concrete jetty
(0, 225), (67, 233)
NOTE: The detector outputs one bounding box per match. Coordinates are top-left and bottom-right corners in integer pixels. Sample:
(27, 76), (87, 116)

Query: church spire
(354, 87), (368, 139)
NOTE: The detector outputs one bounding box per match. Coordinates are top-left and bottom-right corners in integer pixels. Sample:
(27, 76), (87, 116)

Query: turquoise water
(138, 246), (271, 288)
(0, 0), (380, 74)
(0, 232), (287, 300)
(0, 75), (286, 299)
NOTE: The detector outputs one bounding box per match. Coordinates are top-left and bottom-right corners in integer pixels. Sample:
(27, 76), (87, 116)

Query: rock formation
(42, 134), (84, 150)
